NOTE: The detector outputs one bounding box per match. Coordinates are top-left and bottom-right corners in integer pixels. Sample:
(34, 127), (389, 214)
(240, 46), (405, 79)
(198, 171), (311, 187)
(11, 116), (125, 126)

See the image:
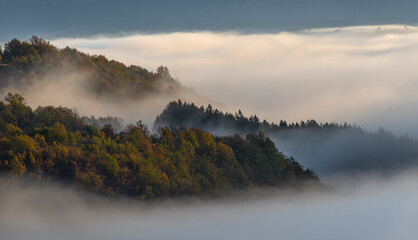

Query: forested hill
(0, 93), (319, 199)
(0, 36), (181, 99)
(154, 101), (418, 176)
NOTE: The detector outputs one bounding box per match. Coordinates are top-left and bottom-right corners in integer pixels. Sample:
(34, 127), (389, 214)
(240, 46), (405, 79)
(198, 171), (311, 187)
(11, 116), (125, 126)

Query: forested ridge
(0, 36), (180, 99)
(0, 93), (319, 199)
(154, 100), (357, 134)
(155, 101), (418, 175)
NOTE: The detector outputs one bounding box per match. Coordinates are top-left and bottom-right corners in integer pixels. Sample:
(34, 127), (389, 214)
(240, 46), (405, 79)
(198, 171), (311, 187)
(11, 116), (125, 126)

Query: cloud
(50, 25), (418, 136)
(2, 171), (418, 240)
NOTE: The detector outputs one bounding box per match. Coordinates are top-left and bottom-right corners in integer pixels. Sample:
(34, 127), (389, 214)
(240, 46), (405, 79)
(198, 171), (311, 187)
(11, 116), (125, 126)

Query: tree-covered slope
(0, 36), (181, 99)
(154, 100), (418, 176)
(0, 93), (319, 199)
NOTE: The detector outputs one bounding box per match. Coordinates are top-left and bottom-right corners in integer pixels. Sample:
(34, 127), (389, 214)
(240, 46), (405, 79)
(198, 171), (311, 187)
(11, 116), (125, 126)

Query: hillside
(0, 36), (182, 100)
(154, 100), (418, 176)
(0, 93), (319, 199)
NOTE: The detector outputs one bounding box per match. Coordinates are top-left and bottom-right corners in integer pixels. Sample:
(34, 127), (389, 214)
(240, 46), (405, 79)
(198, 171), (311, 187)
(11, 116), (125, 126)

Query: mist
(153, 118), (418, 181)
(4, 2), (418, 239)
(2, 171), (418, 240)
(51, 25), (418, 137)
(269, 128), (418, 181)
(0, 66), (215, 128)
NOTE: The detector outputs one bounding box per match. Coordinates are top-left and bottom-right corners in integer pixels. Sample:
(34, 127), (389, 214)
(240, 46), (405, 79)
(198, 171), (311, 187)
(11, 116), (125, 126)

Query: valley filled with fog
(2, 7), (418, 237)
(2, 171), (418, 240)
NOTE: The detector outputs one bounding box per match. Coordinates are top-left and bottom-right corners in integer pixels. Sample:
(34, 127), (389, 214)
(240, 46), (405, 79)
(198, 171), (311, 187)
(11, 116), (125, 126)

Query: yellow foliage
(7, 153), (27, 175)
(10, 135), (39, 154)
(6, 124), (22, 136)
(48, 122), (69, 144)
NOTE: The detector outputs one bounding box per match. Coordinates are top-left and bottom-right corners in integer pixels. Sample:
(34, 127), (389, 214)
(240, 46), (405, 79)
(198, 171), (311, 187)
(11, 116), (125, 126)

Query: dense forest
(0, 93), (319, 199)
(0, 36), (182, 99)
(154, 101), (418, 175)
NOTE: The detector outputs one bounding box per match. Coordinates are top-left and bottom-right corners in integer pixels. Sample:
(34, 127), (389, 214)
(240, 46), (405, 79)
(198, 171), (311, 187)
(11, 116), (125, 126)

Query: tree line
(154, 100), (356, 135)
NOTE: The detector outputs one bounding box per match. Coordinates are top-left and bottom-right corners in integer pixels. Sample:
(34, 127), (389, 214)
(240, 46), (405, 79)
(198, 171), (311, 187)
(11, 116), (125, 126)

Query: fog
(2, 171), (418, 240)
(0, 66), (215, 127)
(153, 116), (418, 181)
(4, 25), (418, 184)
(269, 128), (418, 181)
(51, 25), (418, 137)
(4, 2), (418, 238)
(3, 26), (418, 238)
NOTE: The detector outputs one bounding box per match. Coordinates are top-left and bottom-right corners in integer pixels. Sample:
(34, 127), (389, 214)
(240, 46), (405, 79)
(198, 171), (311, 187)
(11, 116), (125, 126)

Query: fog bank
(270, 128), (418, 179)
(2, 172), (418, 240)
(52, 25), (418, 137)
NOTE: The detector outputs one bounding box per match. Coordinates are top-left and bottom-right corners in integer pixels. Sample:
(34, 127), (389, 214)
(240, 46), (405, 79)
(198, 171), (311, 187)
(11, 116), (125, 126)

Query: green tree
(3, 38), (41, 65)
(3, 93), (32, 128)
(7, 153), (27, 175)
(47, 122), (69, 144)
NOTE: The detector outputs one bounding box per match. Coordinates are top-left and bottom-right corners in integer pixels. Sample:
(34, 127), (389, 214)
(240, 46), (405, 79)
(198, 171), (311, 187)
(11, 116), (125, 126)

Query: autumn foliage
(0, 93), (318, 199)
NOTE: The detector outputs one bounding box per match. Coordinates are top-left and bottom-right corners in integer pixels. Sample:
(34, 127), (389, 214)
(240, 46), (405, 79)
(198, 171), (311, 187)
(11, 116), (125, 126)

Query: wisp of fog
(1, 171), (418, 240)
(0, 66), (215, 127)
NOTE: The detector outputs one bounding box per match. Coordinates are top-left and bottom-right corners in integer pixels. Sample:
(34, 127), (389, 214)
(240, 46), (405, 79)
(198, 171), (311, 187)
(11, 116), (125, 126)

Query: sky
(2, 0), (418, 41)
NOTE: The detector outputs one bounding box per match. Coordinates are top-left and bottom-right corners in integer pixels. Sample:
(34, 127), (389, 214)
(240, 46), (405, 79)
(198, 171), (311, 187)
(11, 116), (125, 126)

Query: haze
(1, 172), (417, 240)
(3, 1), (418, 239)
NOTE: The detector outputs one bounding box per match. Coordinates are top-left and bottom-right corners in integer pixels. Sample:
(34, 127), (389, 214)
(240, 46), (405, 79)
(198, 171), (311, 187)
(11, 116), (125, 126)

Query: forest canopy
(0, 36), (182, 100)
(0, 93), (319, 199)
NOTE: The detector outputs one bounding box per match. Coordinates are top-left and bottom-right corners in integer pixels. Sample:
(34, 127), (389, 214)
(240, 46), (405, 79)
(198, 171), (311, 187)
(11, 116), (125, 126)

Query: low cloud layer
(51, 25), (418, 136)
(2, 171), (418, 240)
